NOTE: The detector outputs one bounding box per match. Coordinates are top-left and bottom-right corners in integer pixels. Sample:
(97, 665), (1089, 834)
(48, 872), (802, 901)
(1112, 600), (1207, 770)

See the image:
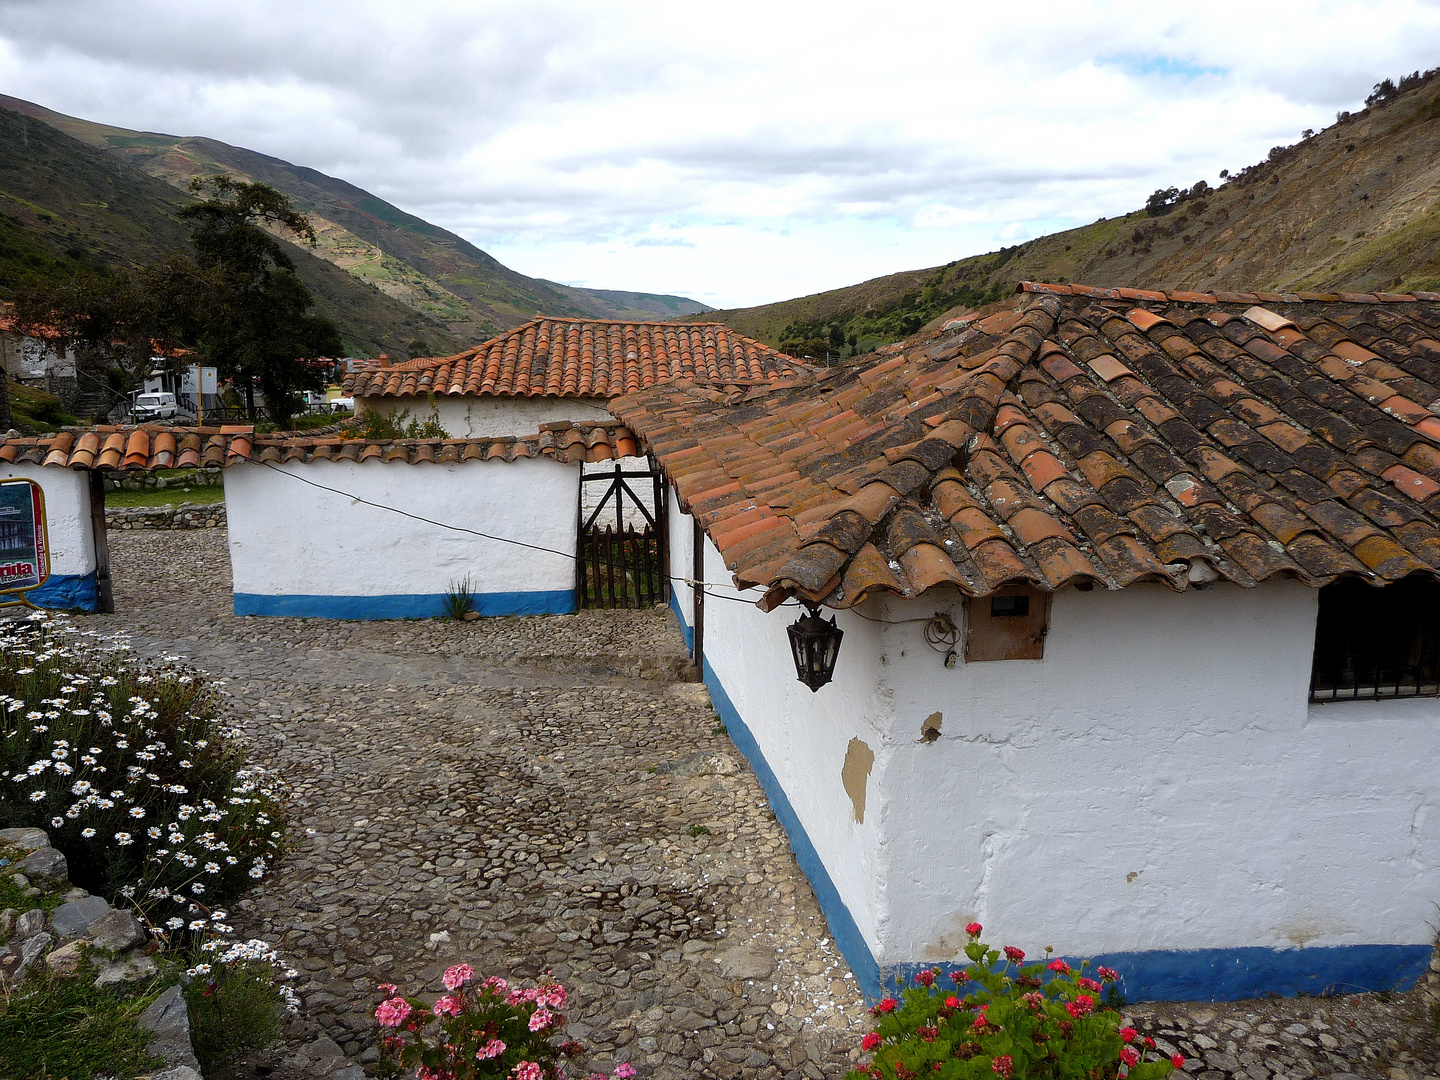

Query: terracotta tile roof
(612, 282), (1440, 609)
(0, 421), (637, 470)
(343, 319), (814, 399)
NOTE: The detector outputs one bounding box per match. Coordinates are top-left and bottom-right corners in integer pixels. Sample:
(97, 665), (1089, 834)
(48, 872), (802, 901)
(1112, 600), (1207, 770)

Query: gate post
(88, 470), (114, 614)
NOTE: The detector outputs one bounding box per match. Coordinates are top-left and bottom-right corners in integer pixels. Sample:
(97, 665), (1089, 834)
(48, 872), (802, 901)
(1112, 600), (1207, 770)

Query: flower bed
(850, 925), (1182, 1080)
(0, 611), (284, 936)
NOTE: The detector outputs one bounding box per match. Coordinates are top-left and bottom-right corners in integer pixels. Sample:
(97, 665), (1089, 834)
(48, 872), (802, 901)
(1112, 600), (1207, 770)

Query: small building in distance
(343, 319), (814, 438)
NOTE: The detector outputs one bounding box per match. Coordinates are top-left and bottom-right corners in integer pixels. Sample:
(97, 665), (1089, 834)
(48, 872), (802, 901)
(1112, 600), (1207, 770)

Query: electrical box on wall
(965, 585), (1050, 661)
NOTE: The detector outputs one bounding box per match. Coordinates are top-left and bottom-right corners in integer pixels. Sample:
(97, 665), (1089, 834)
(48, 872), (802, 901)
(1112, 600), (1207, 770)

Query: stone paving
(82, 529), (1440, 1079)
(87, 529), (870, 1080)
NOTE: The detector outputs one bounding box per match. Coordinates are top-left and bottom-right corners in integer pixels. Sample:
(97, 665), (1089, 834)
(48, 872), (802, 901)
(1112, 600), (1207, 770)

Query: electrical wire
(255, 459), (794, 607)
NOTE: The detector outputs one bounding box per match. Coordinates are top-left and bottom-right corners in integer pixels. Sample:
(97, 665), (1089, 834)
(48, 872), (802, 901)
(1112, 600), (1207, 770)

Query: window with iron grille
(1309, 577), (1440, 702)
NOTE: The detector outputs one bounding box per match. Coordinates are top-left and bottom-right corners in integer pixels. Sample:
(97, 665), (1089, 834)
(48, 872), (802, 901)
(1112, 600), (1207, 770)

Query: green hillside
(694, 71), (1440, 355)
(0, 104), (463, 357)
(0, 95), (712, 344)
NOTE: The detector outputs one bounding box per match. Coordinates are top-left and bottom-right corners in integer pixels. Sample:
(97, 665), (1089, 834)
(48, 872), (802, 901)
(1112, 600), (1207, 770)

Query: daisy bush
(375, 963), (637, 1080)
(849, 925), (1181, 1080)
(184, 935), (301, 1068)
(0, 612), (285, 936)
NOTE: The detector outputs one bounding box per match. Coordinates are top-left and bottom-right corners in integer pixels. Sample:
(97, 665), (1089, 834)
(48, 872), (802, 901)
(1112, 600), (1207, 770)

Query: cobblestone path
(87, 529), (870, 1079)
(84, 529), (1439, 1080)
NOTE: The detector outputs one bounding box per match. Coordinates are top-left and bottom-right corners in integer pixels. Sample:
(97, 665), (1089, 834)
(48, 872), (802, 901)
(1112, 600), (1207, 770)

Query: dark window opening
(991, 594), (1029, 617)
(1309, 577), (1440, 702)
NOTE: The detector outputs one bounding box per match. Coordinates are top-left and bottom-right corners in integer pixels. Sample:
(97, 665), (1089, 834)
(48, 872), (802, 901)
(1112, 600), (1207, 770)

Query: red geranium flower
(872, 997), (898, 1014)
(991, 1055), (1013, 1078)
(861, 1031), (881, 1051)
(1120, 1046), (1139, 1067)
(943, 995), (960, 1009)
(1171, 1054), (1186, 1068)
(965, 922), (982, 936)
(1119, 1027), (1137, 1043)
(1003, 946), (1025, 963)
(915, 968), (936, 987)
(1047, 959), (1071, 973)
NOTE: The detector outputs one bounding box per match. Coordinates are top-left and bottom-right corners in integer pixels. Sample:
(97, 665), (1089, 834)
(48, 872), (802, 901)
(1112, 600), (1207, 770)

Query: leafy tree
(166, 178), (343, 426)
(13, 179), (341, 428)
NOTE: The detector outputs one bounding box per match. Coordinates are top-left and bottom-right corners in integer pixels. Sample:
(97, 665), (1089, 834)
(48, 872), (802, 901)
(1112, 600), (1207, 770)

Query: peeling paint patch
(842, 737), (875, 824)
(920, 712), (943, 742)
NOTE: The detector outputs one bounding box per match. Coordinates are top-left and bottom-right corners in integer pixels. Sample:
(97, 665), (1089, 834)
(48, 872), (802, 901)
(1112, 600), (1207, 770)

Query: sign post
(0, 479), (49, 608)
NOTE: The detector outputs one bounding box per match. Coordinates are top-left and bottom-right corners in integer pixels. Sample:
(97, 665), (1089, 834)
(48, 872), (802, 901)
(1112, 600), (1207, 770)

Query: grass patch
(105, 486), (225, 509)
(442, 575), (477, 620)
(0, 960), (170, 1079)
(688, 824), (710, 837)
(7, 380), (79, 434)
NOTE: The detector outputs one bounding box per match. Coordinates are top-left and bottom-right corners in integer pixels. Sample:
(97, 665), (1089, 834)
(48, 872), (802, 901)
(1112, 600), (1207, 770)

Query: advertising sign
(179, 366), (219, 395)
(0, 479), (49, 598)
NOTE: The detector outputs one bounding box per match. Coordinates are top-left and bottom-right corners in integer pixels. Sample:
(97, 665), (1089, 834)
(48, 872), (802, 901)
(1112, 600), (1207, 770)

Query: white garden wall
(0, 464), (98, 610)
(667, 493), (1440, 1002)
(225, 457), (578, 618)
(358, 394), (614, 438)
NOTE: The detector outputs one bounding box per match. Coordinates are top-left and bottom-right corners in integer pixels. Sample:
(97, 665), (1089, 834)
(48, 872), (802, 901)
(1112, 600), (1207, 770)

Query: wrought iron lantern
(788, 606), (844, 692)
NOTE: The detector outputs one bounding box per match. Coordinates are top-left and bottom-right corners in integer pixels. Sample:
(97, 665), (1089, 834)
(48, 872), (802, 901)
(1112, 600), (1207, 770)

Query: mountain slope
(695, 73), (1440, 351)
(0, 95), (711, 341)
(0, 104), (466, 357)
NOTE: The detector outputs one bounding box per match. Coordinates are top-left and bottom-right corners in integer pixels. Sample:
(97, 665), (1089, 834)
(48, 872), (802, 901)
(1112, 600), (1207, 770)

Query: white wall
(668, 494), (1440, 995)
(224, 457), (577, 613)
(358, 394), (614, 438)
(873, 579), (1439, 961)
(0, 464), (95, 578)
(668, 488), (892, 952)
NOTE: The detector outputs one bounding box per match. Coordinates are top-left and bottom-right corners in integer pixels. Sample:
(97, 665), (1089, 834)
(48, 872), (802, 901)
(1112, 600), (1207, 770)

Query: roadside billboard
(0, 479), (49, 600)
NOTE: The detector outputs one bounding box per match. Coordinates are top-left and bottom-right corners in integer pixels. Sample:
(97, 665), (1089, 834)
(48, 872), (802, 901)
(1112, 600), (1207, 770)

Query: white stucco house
(611, 280), (1440, 1003)
(0, 421), (637, 618)
(342, 318), (813, 438)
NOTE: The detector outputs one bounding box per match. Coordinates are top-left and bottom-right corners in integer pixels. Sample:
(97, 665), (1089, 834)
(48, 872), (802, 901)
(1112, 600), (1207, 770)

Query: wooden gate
(577, 458), (667, 609)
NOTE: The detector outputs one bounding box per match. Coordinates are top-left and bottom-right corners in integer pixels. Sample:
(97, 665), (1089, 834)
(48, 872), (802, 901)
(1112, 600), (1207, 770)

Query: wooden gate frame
(575, 456), (668, 609)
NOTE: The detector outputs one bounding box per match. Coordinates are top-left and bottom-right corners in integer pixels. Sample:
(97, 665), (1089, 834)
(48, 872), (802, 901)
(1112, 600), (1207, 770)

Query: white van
(132, 393), (177, 422)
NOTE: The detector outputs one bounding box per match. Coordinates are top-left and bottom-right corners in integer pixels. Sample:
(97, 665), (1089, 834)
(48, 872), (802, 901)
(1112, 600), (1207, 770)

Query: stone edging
(0, 827), (201, 1078)
(106, 503), (227, 530)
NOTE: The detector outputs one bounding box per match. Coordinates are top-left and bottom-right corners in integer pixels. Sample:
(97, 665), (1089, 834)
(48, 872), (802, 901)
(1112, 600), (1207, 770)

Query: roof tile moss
(611, 282), (1440, 607)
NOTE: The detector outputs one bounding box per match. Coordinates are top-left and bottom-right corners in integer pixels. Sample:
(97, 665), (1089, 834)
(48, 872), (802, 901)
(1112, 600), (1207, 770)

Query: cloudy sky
(2, 1), (1439, 308)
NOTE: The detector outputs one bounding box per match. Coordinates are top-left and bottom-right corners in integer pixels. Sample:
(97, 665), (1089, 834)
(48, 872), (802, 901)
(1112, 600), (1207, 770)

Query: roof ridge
(1016, 281), (1440, 305)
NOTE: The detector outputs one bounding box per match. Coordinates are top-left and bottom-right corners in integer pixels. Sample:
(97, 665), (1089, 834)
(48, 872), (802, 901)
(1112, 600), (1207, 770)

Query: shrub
(848, 925), (1180, 1080)
(184, 937), (298, 1068)
(443, 575), (477, 620)
(375, 964), (635, 1080)
(0, 613), (285, 934)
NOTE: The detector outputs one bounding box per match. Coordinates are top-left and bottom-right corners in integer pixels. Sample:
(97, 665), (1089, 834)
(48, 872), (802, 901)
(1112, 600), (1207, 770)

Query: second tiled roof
(611, 283), (1440, 608)
(0, 422), (638, 470)
(343, 320), (814, 399)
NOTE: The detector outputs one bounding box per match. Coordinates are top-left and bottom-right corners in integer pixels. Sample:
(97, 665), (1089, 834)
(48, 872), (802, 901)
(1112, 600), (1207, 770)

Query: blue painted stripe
(18, 573), (99, 612)
(881, 944), (1432, 1004)
(667, 600), (1437, 1005)
(234, 590), (576, 619)
(669, 591), (695, 652)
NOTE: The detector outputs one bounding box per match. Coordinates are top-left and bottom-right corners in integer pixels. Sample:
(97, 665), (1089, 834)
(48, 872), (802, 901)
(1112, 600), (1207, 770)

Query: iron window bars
(1309, 577), (1440, 702)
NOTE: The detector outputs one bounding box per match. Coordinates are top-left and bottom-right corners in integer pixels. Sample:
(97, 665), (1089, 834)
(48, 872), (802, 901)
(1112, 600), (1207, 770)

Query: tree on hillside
(165, 178), (342, 426)
(14, 179), (342, 428)
(13, 268), (184, 422)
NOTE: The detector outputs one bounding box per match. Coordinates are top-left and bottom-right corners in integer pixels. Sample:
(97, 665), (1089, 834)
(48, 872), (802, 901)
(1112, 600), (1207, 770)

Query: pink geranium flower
(513, 1062), (542, 1080)
(374, 997), (412, 1027)
(442, 963), (475, 991)
(529, 1007), (554, 1032)
(432, 995), (463, 1018)
(476, 1038), (507, 1060)
(614, 1065), (636, 1079)
(543, 983), (567, 1008)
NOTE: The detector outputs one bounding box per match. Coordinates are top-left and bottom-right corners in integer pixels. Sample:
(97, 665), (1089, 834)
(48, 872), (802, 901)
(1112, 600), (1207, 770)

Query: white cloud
(2, 0), (1439, 307)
